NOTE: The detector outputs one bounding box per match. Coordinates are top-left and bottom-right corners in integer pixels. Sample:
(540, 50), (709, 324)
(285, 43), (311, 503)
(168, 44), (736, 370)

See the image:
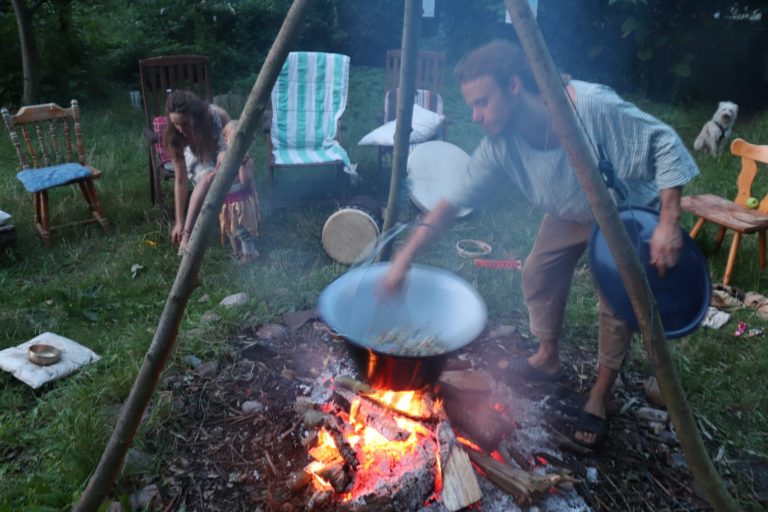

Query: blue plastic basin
(588, 207), (711, 339)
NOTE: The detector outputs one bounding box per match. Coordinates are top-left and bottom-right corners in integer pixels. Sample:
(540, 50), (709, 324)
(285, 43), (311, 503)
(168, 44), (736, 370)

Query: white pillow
(0, 332), (101, 389)
(358, 104), (445, 146)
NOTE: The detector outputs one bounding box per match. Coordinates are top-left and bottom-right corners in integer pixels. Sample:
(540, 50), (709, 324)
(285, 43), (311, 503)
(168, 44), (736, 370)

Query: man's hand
(651, 187), (684, 277)
(380, 199), (458, 296)
(650, 221), (683, 277)
(383, 256), (410, 296)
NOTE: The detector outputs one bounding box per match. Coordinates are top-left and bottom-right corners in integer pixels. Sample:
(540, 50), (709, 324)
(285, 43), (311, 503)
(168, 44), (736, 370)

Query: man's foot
(508, 357), (562, 382)
(571, 409), (608, 449)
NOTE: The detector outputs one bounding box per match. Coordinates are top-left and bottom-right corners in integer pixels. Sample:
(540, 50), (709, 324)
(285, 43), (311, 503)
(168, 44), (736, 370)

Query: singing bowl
(28, 344), (62, 366)
(317, 263), (487, 390)
(588, 207), (711, 339)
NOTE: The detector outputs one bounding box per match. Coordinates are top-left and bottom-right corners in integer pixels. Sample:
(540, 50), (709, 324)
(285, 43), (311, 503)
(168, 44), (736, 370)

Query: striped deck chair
(268, 52), (355, 205)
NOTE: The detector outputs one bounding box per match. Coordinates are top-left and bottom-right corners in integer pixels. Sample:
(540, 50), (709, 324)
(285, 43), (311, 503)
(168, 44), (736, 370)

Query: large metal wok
(317, 263), (487, 390)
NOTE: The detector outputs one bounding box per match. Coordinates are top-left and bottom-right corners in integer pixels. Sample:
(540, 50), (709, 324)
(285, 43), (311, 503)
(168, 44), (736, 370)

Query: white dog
(693, 101), (738, 157)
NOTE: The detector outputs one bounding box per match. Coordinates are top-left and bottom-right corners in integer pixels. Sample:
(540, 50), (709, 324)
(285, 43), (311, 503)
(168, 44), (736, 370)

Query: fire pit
(288, 370), (584, 511)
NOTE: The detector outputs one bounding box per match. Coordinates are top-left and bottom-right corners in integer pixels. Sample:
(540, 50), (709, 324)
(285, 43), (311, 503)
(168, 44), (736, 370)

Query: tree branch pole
(379, 0), (421, 261)
(73, 1), (311, 510)
(504, 1), (739, 510)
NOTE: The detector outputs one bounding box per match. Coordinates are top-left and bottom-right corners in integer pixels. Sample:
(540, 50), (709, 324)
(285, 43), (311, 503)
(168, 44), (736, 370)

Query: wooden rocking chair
(1, 100), (108, 246)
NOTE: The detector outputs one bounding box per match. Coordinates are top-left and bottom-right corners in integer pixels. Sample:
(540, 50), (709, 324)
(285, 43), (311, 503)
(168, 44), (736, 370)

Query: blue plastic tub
(588, 207), (711, 339)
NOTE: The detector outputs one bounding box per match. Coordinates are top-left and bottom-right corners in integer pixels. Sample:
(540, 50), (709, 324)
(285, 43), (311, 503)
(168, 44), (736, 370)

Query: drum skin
(322, 196), (383, 264)
(407, 140), (473, 218)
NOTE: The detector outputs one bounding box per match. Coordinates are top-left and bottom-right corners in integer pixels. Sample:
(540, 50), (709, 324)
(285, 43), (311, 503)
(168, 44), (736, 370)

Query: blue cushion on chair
(16, 163), (91, 193)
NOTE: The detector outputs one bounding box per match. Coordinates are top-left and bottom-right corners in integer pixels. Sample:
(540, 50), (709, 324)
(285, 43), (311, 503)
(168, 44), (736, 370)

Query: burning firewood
(316, 461), (352, 493)
(334, 376), (441, 422)
(465, 447), (580, 506)
(324, 414), (360, 470)
(334, 389), (412, 441)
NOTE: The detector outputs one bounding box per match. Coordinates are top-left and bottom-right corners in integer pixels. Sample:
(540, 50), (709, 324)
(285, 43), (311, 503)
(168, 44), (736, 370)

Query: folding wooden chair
(380, 49), (447, 172)
(138, 55), (212, 208)
(1, 100), (107, 245)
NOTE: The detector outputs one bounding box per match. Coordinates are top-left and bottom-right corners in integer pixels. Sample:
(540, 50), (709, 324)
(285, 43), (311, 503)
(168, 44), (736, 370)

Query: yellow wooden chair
(1, 100), (108, 246)
(681, 138), (768, 285)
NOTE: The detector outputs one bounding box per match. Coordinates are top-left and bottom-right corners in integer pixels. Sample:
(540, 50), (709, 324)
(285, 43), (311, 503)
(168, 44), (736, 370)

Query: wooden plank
(682, 194), (768, 232)
(436, 422), (482, 511)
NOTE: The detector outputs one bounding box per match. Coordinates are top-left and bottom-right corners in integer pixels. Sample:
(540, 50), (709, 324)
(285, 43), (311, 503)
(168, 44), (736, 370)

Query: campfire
(290, 372), (580, 511)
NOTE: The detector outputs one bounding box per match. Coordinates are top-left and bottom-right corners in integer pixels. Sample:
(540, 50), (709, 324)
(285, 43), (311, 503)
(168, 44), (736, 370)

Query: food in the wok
(373, 328), (449, 356)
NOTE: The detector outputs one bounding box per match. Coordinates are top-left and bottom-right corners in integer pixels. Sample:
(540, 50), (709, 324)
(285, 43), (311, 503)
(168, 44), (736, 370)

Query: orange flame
(307, 392), (441, 499)
(456, 435), (482, 452)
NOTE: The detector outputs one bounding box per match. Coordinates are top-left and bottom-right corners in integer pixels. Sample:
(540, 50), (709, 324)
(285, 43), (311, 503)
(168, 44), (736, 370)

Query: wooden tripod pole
(504, 1), (739, 510)
(73, 1), (311, 510)
(379, 0), (421, 261)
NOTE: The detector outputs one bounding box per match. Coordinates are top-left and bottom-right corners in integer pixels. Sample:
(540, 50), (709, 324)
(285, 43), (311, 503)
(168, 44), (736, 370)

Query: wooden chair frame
(138, 55), (212, 208)
(682, 138), (768, 285)
(380, 49), (447, 173)
(1, 100), (107, 245)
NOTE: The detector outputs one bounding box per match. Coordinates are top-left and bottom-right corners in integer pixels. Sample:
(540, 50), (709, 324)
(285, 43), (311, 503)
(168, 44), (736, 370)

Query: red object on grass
(473, 259), (522, 270)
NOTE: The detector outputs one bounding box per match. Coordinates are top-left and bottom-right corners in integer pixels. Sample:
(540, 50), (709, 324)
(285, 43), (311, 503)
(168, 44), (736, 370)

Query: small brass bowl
(28, 344), (61, 366)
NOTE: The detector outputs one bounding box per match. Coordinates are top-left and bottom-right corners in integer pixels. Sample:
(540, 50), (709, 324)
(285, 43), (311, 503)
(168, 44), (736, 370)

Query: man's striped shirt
(450, 80), (699, 223)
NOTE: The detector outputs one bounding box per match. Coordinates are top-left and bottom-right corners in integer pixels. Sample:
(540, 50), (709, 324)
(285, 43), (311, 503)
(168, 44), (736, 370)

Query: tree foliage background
(1, 0), (767, 109)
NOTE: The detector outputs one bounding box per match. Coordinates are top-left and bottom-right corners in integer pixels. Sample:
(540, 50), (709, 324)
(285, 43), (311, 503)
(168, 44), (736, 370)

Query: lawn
(1, 65), (767, 510)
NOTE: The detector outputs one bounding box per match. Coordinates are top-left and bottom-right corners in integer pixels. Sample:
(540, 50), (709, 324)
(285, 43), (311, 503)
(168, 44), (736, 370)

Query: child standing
(218, 120), (261, 263)
(177, 119), (260, 263)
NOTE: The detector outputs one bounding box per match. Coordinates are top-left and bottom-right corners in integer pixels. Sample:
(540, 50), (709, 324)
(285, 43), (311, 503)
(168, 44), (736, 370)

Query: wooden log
(334, 381), (440, 422)
(287, 469), (313, 493)
(438, 370), (493, 394)
(317, 461), (352, 493)
(441, 385), (511, 451)
(436, 422), (482, 511)
(334, 375), (372, 394)
(325, 414), (359, 469)
(343, 392), (412, 441)
(466, 447), (579, 506)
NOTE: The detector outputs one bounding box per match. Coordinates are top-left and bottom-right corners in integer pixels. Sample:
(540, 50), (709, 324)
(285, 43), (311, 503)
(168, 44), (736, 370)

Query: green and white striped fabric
(270, 52), (355, 174)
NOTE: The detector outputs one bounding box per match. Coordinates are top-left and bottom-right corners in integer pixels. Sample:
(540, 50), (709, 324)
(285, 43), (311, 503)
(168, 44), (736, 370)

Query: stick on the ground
(73, 2), (311, 510)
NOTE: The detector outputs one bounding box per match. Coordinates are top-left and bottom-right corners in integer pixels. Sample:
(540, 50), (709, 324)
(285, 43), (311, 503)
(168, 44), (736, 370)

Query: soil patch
(138, 317), (766, 511)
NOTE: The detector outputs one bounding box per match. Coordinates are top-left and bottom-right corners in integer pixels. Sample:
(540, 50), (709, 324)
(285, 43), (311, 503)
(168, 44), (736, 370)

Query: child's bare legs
(236, 228), (259, 264)
(228, 235), (241, 259)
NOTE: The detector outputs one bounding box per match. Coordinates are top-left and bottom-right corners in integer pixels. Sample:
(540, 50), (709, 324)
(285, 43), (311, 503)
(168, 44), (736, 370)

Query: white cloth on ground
(0, 332), (101, 389)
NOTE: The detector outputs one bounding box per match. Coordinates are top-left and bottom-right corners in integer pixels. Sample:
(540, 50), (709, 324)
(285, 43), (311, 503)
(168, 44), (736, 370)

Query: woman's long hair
(163, 90), (216, 163)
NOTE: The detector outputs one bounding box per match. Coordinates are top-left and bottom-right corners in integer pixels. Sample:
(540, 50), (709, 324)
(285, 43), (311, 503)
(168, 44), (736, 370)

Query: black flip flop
(572, 410), (608, 449)
(508, 357), (562, 383)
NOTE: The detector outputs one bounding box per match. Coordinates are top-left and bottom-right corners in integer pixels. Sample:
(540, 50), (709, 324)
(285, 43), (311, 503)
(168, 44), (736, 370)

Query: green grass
(0, 66), (767, 510)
